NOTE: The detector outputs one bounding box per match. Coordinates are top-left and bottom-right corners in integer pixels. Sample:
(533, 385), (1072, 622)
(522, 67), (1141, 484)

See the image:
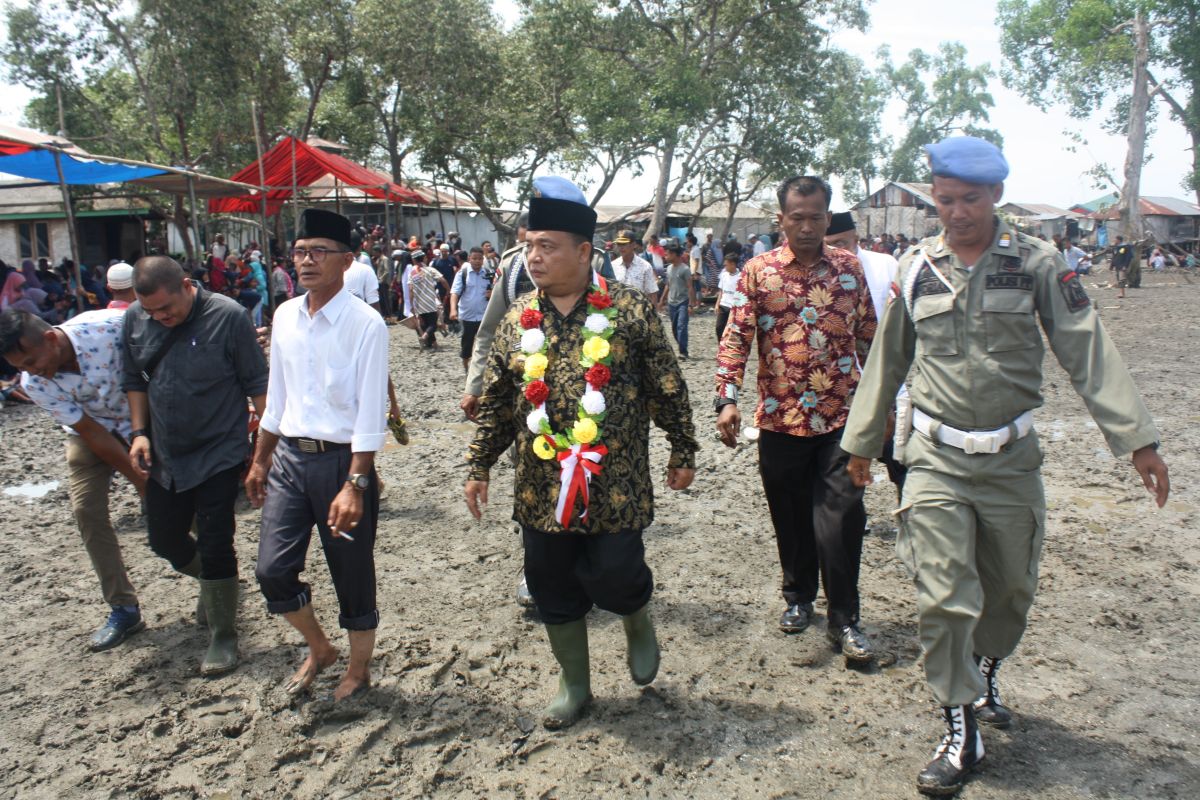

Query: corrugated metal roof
(1092, 196), (1200, 219)
(1003, 202), (1079, 218)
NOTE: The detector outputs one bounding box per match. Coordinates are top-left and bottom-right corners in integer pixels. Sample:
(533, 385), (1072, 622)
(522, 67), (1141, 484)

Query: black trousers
(758, 428), (866, 627)
(459, 320), (481, 360)
(715, 306), (731, 341)
(255, 440), (380, 630)
(145, 464), (242, 580)
(879, 437), (908, 498)
(417, 311), (438, 348)
(522, 527), (653, 625)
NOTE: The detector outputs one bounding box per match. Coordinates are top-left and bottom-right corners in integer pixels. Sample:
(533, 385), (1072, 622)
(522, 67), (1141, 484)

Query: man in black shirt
(1111, 235), (1134, 299)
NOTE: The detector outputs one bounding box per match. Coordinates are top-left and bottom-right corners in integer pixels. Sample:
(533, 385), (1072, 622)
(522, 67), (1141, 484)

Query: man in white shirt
(611, 229), (659, 302)
(1, 308), (146, 652)
(245, 209), (389, 702)
(343, 240), (381, 307)
(825, 212), (908, 496)
(1063, 240), (1088, 274)
(750, 234), (767, 257)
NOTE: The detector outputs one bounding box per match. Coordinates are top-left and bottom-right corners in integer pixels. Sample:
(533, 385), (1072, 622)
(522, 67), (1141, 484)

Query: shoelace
(979, 656), (1004, 705)
(935, 707), (965, 759)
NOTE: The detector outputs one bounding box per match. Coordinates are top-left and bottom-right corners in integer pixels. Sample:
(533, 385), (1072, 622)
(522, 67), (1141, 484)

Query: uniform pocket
(912, 294), (958, 356)
(1026, 506), (1046, 580)
(982, 291), (1038, 352)
(895, 503), (918, 580)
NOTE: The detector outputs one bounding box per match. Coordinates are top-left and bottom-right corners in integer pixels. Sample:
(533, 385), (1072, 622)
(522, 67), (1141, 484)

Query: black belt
(283, 436), (351, 454)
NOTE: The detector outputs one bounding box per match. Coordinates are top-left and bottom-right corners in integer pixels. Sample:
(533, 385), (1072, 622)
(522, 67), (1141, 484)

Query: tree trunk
(646, 137), (676, 244)
(1118, 11), (1150, 245)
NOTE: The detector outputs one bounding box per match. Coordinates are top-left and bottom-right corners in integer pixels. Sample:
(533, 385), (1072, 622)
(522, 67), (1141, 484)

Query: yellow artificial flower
(524, 352), (549, 380)
(532, 435), (557, 460)
(572, 417), (599, 444)
(582, 336), (610, 362)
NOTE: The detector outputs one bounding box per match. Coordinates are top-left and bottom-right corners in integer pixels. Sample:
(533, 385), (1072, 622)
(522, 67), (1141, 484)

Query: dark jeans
(145, 464), (242, 580)
(758, 428), (866, 627)
(668, 302), (689, 356)
(378, 281), (393, 317)
(460, 320), (481, 360)
(522, 527), (653, 625)
(255, 440), (380, 630)
(715, 306), (731, 341)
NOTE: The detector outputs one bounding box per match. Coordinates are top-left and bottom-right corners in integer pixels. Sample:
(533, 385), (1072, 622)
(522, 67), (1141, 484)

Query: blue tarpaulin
(0, 148), (165, 184)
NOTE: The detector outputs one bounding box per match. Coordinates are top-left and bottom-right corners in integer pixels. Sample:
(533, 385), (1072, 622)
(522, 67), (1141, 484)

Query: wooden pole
(51, 150), (85, 313)
(186, 172), (203, 264)
(291, 134), (300, 237)
(250, 99), (275, 316)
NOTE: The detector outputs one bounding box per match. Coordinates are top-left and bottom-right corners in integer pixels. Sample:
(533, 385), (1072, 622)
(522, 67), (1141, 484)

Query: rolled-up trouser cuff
(264, 585), (312, 615)
(339, 609), (380, 631)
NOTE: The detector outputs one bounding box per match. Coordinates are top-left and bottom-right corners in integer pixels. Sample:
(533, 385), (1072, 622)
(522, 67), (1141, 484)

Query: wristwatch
(347, 473), (370, 491)
(130, 429), (149, 440)
(714, 397), (736, 413)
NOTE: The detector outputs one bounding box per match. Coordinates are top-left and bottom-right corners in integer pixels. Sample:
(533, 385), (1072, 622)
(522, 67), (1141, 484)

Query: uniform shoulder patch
(1058, 270), (1090, 313)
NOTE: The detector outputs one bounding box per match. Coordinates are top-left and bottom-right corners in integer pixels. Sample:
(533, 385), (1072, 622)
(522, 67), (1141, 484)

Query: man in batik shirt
(715, 175), (878, 664)
(465, 176), (697, 730)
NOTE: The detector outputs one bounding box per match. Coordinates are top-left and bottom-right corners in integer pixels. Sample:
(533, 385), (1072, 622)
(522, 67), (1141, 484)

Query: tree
(997, 0), (1199, 237)
(530, 0), (871, 242)
(878, 43), (1001, 183)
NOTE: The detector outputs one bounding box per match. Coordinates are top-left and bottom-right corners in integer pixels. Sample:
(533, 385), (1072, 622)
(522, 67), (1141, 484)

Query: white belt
(912, 408), (1033, 455)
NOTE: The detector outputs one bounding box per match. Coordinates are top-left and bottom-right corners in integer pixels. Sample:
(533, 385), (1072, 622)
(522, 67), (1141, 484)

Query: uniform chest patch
(913, 264), (952, 299)
(1058, 271), (1090, 312)
(986, 273), (1034, 291)
(1000, 255), (1023, 273)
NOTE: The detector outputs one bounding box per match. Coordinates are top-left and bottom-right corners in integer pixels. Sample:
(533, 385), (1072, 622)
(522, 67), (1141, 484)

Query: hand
(1131, 446), (1170, 508)
(327, 483), (364, 539)
(460, 394), (480, 420)
(245, 462), (269, 508)
(130, 472), (148, 499)
(465, 480), (489, 519)
(716, 404), (740, 448)
(666, 467), (694, 490)
(847, 455), (874, 488)
(389, 402), (402, 422)
(129, 435), (151, 479)
(449, 310), (458, 322)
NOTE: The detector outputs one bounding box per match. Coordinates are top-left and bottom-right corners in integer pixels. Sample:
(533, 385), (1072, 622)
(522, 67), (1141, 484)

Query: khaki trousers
(897, 428), (1045, 706)
(65, 435), (138, 608)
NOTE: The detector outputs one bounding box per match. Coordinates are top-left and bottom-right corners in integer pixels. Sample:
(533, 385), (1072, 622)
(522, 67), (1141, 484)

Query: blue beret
(924, 136), (1009, 184)
(532, 176), (588, 205)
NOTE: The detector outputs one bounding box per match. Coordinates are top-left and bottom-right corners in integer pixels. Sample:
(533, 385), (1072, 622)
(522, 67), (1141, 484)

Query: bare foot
(284, 646), (339, 696)
(332, 669), (370, 701)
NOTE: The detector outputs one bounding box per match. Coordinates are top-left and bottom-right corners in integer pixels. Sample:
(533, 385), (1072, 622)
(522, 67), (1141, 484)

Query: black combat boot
(917, 705), (984, 796)
(972, 655), (1012, 728)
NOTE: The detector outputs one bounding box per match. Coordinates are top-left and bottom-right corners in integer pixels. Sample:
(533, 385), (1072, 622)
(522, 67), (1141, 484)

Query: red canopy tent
(207, 136), (423, 215)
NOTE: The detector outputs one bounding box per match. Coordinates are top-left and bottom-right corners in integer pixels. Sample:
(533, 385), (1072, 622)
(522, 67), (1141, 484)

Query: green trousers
(897, 428), (1045, 706)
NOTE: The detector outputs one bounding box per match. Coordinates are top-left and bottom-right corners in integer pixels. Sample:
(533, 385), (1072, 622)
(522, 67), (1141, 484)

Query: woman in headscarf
(20, 259), (41, 290)
(1, 260), (26, 310)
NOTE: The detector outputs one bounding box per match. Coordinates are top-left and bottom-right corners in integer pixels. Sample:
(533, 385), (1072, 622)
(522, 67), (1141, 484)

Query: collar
(779, 242), (829, 269)
(306, 285), (351, 324)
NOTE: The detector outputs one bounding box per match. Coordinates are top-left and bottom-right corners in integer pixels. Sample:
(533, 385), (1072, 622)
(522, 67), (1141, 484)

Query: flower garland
(520, 272), (617, 526)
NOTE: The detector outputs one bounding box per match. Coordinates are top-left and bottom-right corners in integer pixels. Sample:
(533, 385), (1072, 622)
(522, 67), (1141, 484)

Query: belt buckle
(962, 432), (1001, 455)
(297, 438), (320, 454)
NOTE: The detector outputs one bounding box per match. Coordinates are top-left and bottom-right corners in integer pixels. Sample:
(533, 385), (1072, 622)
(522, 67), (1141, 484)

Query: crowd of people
(0, 136), (1176, 797)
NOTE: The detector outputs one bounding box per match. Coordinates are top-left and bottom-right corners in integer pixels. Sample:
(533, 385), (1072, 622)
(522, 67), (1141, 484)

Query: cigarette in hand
(335, 530), (355, 541)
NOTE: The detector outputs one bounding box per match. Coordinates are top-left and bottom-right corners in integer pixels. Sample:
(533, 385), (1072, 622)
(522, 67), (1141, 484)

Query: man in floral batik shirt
(465, 176), (697, 730)
(714, 175), (878, 664)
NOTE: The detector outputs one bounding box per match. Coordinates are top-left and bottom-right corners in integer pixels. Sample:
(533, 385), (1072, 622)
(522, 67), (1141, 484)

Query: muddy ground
(1, 275), (1198, 799)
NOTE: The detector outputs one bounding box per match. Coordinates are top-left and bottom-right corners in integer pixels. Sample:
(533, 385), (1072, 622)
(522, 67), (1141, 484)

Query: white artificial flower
(581, 390), (606, 415)
(584, 313), (610, 334)
(520, 328), (546, 354)
(526, 406), (549, 434)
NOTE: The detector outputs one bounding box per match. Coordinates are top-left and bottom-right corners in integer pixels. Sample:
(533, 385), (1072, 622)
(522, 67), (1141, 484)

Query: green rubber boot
(175, 554), (205, 626)
(542, 619), (592, 729)
(622, 603), (660, 686)
(198, 577), (239, 676)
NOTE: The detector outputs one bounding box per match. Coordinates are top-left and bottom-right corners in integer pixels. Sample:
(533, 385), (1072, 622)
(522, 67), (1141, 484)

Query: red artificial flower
(520, 308), (544, 329)
(524, 379), (550, 406)
(587, 292), (612, 310)
(584, 363), (611, 389)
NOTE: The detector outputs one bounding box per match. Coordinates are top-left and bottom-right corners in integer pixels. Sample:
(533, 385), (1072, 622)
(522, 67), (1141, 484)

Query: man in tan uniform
(840, 136), (1170, 796)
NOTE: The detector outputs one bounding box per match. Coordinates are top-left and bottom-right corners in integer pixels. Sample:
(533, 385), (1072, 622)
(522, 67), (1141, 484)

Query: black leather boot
(972, 655), (1012, 728)
(917, 705), (984, 796)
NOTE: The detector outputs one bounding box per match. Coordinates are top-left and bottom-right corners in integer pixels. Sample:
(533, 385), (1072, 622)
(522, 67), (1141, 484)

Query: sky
(0, 0), (1192, 211)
